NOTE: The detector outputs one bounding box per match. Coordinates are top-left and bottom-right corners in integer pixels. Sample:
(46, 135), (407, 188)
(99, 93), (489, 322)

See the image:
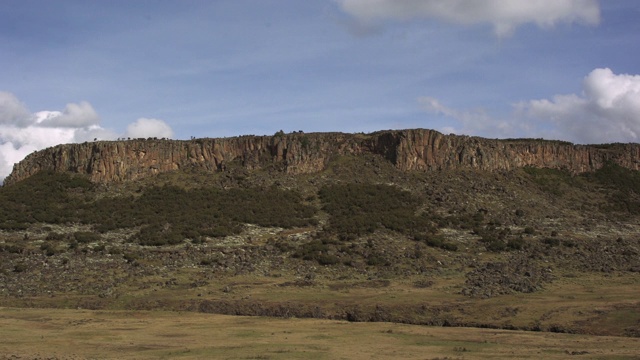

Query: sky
(1, 0), (640, 181)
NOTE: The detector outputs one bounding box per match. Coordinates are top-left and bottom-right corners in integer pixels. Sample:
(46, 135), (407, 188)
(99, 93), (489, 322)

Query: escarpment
(5, 129), (640, 185)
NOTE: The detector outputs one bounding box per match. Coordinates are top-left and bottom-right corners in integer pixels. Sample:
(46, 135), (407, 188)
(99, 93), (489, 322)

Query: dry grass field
(1, 307), (639, 360)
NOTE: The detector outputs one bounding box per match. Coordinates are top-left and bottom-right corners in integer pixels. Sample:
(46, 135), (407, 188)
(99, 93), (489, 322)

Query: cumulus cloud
(0, 92), (31, 127)
(38, 101), (101, 128)
(335, 0), (600, 37)
(0, 142), (37, 183)
(0, 117), (79, 184)
(0, 92), (174, 183)
(125, 118), (174, 139)
(516, 68), (640, 144)
(422, 68), (640, 144)
(419, 97), (516, 137)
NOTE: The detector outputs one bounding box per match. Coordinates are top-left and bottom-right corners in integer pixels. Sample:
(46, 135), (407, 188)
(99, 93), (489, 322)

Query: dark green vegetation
(524, 162), (640, 213)
(0, 171), (316, 246)
(0, 171), (92, 229)
(1, 156), (640, 340)
(319, 183), (426, 237)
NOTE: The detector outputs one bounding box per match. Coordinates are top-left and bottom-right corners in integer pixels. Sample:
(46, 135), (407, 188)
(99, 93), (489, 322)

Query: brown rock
(5, 129), (640, 185)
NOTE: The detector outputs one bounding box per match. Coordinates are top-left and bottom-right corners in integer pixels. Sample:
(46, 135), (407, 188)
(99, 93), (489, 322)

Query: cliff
(5, 129), (640, 185)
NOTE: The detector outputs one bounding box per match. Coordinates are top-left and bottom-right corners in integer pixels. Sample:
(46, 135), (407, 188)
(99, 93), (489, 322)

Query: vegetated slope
(1, 146), (640, 337)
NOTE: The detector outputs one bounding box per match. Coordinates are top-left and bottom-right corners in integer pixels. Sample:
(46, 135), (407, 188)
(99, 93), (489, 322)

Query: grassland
(2, 307), (639, 359)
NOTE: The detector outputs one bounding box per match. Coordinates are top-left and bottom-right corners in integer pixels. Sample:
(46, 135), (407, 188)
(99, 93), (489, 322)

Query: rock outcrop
(5, 129), (640, 185)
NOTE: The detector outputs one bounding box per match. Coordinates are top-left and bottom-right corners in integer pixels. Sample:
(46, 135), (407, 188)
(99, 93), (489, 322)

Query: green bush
(507, 237), (524, 250)
(13, 262), (27, 273)
(523, 166), (580, 196)
(317, 254), (340, 265)
(0, 244), (23, 254)
(40, 243), (58, 256)
(0, 171), (92, 225)
(293, 239), (331, 261)
(589, 162), (640, 194)
(46, 232), (65, 241)
(1, 174), (317, 247)
(123, 252), (140, 264)
(366, 254), (389, 266)
(0, 221), (29, 231)
(415, 233), (457, 251)
(73, 231), (101, 243)
(318, 183), (429, 238)
(486, 240), (507, 252)
(292, 238), (344, 265)
(134, 224), (183, 246)
(582, 162), (640, 213)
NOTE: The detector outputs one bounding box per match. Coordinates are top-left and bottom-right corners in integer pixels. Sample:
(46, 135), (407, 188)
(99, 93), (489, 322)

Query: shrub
(200, 258), (215, 266)
(13, 263), (27, 273)
(366, 254), (389, 266)
(319, 183), (429, 238)
(317, 254), (340, 265)
(73, 231), (101, 243)
(523, 166), (578, 196)
(0, 244), (23, 254)
(440, 242), (458, 251)
(584, 162), (640, 214)
(414, 233), (457, 251)
(46, 232), (65, 241)
(0, 222), (30, 231)
(123, 252), (140, 263)
(507, 237), (524, 250)
(40, 243), (58, 256)
(413, 279), (434, 288)
(92, 244), (106, 252)
(272, 240), (295, 253)
(0, 171), (92, 226)
(486, 240), (506, 252)
(293, 239), (331, 262)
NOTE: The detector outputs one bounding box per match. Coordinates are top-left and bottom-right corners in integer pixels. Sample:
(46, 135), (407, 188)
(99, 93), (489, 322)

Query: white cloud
(0, 93), (175, 183)
(125, 118), (174, 139)
(335, 0), (600, 37)
(73, 126), (120, 143)
(419, 96), (514, 137)
(0, 92), (31, 127)
(38, 101), (101, 128)
(516, 68), (640, 144)
(0, 142), (38, 182)
(422, 68), (640, 144)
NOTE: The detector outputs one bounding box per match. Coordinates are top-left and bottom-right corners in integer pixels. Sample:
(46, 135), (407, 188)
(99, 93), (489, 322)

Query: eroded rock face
(5, 129), (640, 185)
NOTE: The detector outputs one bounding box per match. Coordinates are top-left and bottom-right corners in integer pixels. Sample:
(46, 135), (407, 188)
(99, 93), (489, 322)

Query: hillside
(1, 129), (639, 340)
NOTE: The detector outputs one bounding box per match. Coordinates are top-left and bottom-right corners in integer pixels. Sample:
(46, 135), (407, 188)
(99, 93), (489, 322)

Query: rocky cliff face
(5, 129), (640, 185)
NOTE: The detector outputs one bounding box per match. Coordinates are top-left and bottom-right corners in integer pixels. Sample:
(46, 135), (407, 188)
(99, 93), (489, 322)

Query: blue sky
(1, 0), (640, 179)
